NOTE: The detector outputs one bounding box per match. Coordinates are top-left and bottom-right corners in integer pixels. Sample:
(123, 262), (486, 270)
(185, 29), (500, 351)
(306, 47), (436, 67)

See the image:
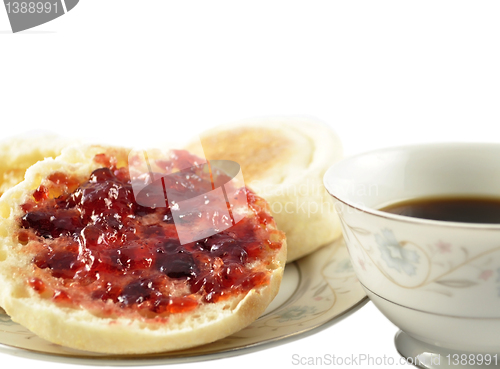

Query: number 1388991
(5, 2), (59, 14)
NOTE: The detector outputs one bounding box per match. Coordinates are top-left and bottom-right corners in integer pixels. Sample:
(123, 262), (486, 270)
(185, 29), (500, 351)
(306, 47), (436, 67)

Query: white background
(1, 1), (500, 368)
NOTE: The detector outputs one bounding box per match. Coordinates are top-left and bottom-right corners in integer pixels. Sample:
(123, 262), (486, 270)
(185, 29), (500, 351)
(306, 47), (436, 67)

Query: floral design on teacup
(375, 229), (420, 276)
(338, 212), (500, 296)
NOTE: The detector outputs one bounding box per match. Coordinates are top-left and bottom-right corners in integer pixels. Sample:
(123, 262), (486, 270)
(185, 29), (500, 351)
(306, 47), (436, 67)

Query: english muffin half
(0, 144), (286, 354)
(187, 116), (343, 261)
(0, 134), (74, 197)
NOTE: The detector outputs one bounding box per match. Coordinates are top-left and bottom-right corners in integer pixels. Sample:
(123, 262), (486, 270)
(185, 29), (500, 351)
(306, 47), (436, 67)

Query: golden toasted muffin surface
(189, 117), (343, 261)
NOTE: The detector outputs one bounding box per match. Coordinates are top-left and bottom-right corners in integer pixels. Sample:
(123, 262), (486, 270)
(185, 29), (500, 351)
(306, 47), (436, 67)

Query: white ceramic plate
(0, 238), (367, 365)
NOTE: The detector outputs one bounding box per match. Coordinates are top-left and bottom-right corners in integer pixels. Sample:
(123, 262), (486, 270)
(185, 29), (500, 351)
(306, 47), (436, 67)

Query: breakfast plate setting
(0, 238), (367, 365)
(0, 118), (367, 364)
(1, 118), (499, 368)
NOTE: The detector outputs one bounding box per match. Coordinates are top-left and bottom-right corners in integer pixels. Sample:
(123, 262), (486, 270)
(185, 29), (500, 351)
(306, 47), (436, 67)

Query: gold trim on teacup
(362, 283), (500, 320)
(327, 191), (500, 231)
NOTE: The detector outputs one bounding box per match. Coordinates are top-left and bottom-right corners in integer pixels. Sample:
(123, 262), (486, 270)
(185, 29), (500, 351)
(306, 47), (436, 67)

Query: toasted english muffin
(0, 134), (74, 197)
(186, 116), (343, 262)
(0, 144), (286, 354)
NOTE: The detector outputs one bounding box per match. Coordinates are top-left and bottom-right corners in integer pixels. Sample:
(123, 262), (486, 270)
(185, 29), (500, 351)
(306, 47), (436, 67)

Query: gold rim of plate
(0, 238), (368, 365)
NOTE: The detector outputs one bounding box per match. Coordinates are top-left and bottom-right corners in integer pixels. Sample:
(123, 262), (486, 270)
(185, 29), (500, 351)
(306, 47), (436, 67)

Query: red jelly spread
(18, 150), (283, 319)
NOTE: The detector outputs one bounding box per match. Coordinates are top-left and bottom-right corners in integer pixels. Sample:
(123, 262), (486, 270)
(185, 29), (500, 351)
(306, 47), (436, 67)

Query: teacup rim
(324, 141), (500, 230)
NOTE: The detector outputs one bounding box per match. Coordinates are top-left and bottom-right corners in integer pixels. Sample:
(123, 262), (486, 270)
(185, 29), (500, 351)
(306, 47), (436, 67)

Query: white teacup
(324, 143), (500, 368)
